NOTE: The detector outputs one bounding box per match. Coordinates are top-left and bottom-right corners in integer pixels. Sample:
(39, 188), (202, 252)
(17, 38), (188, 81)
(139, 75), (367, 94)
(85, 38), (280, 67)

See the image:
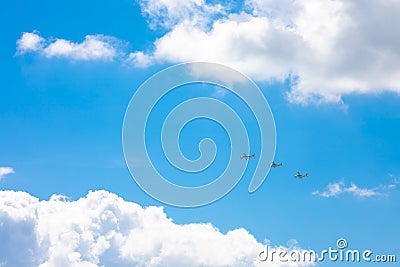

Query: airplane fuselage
(294, 173), (308, 179)
(241, 153), (255, 159)
(271, 163), (283, 168)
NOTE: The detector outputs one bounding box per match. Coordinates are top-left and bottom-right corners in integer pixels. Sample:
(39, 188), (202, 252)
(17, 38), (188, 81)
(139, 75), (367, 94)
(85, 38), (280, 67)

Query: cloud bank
(0, 190), (312, 267)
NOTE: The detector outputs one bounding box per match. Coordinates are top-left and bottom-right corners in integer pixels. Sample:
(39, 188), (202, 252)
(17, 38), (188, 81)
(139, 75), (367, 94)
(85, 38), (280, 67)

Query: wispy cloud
(313, 182), (345, 198)
(312, 180), (398, 198)
(138, 0), (225, 30)
(126, 51), (154, 68)
(344, 183), (379, 198)
(0, 190), (312, 267)
(0, 167), (14, 179)
(16, 32), (122, 61)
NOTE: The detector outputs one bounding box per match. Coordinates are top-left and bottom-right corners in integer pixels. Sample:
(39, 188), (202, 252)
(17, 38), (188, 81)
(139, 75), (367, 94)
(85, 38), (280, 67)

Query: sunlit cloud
(131, 0), (400, 104)
(0, 190), (313, 267)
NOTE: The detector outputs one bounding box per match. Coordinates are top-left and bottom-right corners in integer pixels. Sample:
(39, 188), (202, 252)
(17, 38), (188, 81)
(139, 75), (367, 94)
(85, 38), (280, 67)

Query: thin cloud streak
(312, 180), (398, 198)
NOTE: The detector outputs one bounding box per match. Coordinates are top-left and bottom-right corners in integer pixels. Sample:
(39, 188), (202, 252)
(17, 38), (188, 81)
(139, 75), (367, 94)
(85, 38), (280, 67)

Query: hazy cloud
(312, 180), (398, 198)
(0, 167), (14, 179)
(139, 0), (225, 30)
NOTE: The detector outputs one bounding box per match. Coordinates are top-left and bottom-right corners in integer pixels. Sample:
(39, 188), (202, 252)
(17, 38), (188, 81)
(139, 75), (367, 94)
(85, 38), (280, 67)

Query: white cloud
(344, 183), (378, 198)
(132, 0), (400, 103)
(16, 32), (45, 54)
(0, 190), (313, 267)
(139, 0), (225, 30)
(16, 32), (120, 61)
(312, 181), (344, 198)
(17, 1), (400, 104)
(0, 167), (14, 179)
(126, 51), (154, 67)
(43, 35), (119, 61)
(312, 180), (398, 198)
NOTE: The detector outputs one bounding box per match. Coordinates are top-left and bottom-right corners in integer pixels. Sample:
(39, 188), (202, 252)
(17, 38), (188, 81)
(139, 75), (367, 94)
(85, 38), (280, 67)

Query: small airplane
(294, 171), (308, 179)
(241, 153), (255, 159)
(271, 161), (283, 168)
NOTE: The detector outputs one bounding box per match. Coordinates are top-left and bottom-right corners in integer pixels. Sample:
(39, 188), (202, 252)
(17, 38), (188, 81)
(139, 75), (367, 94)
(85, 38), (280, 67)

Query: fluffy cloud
(17, 1), (400, 103)
(131, 0), (400, 103)
(16, 32), (121, 61)
(16, 31), (45, 54)
(0, 190), (313, 267)
(126, 51), (153, 68)
(0, 167), (14, 179)
(312, 180), (398, 198)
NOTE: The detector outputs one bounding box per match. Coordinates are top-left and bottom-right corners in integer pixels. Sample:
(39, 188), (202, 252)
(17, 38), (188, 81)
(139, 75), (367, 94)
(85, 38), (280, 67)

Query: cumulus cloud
(16, 32), (121, 61)
(0, 167), (14, 179)
(0, 190), (313, 267)
(312, 180), (398, 198)
(130, 0), (400, 103)
(16, 31), (45, 54)
(17, 1), (400, 103)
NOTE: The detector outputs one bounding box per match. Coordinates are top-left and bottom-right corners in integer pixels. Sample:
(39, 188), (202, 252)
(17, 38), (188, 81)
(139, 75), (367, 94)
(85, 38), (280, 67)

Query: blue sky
(1, 0), (400, 266)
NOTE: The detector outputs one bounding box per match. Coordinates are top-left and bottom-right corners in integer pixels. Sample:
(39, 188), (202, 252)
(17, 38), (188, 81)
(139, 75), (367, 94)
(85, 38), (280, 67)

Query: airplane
(271, 161), (283, 168)
(241, 153), (255, 159)
(294, 171), (308, 179)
